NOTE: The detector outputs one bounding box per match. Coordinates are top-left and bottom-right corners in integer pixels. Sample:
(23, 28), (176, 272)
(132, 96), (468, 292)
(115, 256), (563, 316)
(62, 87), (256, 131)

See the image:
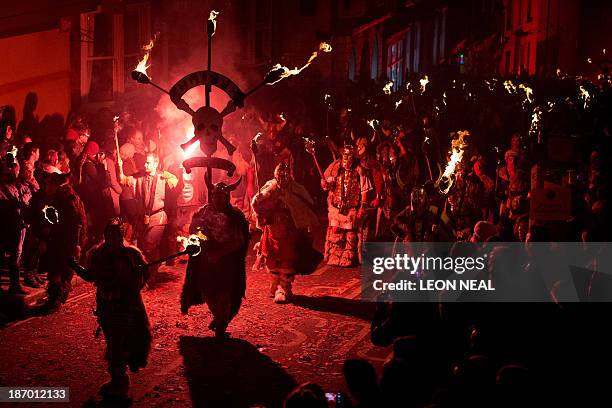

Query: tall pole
(206, 13), (215, 107)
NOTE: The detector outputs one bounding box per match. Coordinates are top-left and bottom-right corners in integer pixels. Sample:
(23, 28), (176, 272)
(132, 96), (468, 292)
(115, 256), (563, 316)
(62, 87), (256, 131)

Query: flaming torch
(208, 10), (219, 35)
(383, 80), (394, 95)
(435, 130), (469, 195)
(177, 232), (207, 258)
(244, 42), (332, 97)
(131, 33), (158, 83)
(579, 85), (591, 109)
(419, 75), (429, 94)
(519, 84), (534, 104)
(144, 232), (206, 268)
(130, 33), (172, 97)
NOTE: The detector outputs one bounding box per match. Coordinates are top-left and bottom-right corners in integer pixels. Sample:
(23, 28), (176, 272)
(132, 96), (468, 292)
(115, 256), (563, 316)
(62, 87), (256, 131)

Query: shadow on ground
(291, 294), (375, 321)
(179, 336), (297, 408)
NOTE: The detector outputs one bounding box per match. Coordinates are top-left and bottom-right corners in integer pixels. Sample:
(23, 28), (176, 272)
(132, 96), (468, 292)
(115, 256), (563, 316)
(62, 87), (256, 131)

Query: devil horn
(226, 176), (242, 192)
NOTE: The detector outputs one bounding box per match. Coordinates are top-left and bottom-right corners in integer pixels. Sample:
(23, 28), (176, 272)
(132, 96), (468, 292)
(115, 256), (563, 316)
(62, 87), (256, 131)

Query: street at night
(2, 0), (612, 407)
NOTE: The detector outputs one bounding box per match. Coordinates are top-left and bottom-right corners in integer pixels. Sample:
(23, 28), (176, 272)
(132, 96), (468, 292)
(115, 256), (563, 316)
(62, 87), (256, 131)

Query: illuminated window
(80, 4), (150, 104)
(413, 22), (421, 72)
(387, 39), (404, 91)
(371, 35), (380, 79)
(348, 46), (357, 81)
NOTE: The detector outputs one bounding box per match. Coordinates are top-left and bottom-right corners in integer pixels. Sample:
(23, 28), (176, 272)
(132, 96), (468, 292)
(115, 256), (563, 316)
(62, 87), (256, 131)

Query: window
(348, 46), (357, 81)
(405, 30), (412, 74)
(84, 13), (114, 102)
(433, 17), (439, 63)
(413, 22), (421, 72)
(387, 39), (404, 91)
(371, 36), (380, 79)
(252, 0), (272, 63)
(439, 9), (447, 60)
(299, 0), (317, 16)
(80, 3), (150, 103)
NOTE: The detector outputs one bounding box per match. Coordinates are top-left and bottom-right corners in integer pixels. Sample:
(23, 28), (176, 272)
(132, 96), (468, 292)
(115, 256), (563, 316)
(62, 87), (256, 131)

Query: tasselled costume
(252, 163), (321, 303)
(323, 147), (372, 267)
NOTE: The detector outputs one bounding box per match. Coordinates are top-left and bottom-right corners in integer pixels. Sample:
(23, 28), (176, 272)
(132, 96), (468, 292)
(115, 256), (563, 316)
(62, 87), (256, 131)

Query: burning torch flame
(383, 80), (394, 95)
(264, 42), (332, 85)
(503, 80), (516, 94)
(519, 84), (533, 104)
(436, 131), (469, 194)
(42, 205), (59, 225)
(177, 232), (207, 257)
(208, 10), (219, 34)
(530, 107), (542, 137)
(133, 33), (159, 79)
(579, 85), (591, 109)
(419, 75), (429, 93)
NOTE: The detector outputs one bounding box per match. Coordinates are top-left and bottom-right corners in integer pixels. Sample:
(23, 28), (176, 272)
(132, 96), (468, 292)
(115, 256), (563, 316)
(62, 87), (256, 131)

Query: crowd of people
(1, 66), (611, 405)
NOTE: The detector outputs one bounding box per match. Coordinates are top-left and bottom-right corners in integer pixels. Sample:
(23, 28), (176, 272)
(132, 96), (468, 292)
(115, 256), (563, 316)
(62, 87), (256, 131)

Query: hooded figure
(31, 169), (87, 313)
(252, 163), (321, 303)
(70, 219), (151, 402)
(180, 178), (250, 338)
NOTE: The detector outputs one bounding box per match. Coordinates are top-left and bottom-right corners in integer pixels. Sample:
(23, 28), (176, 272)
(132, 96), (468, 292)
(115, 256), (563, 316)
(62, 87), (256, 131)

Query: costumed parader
(251, 162), (321, 304)
(30, 169), (87, 314)
(391, 182), (455, 243)
(69, 219), (151, 403)
(321, 145), (373, 266)
(180, 178), (250, 338)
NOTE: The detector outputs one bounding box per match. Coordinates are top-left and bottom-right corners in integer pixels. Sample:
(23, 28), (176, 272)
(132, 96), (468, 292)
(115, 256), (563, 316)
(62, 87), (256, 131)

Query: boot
(8, 263), (28, 295)
(99, 372), (130, 399)
(273, 286), (288, 304)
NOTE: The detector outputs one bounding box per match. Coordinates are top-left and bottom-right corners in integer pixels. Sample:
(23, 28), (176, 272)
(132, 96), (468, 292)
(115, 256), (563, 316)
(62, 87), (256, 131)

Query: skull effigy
(192, 106), (224, 156)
